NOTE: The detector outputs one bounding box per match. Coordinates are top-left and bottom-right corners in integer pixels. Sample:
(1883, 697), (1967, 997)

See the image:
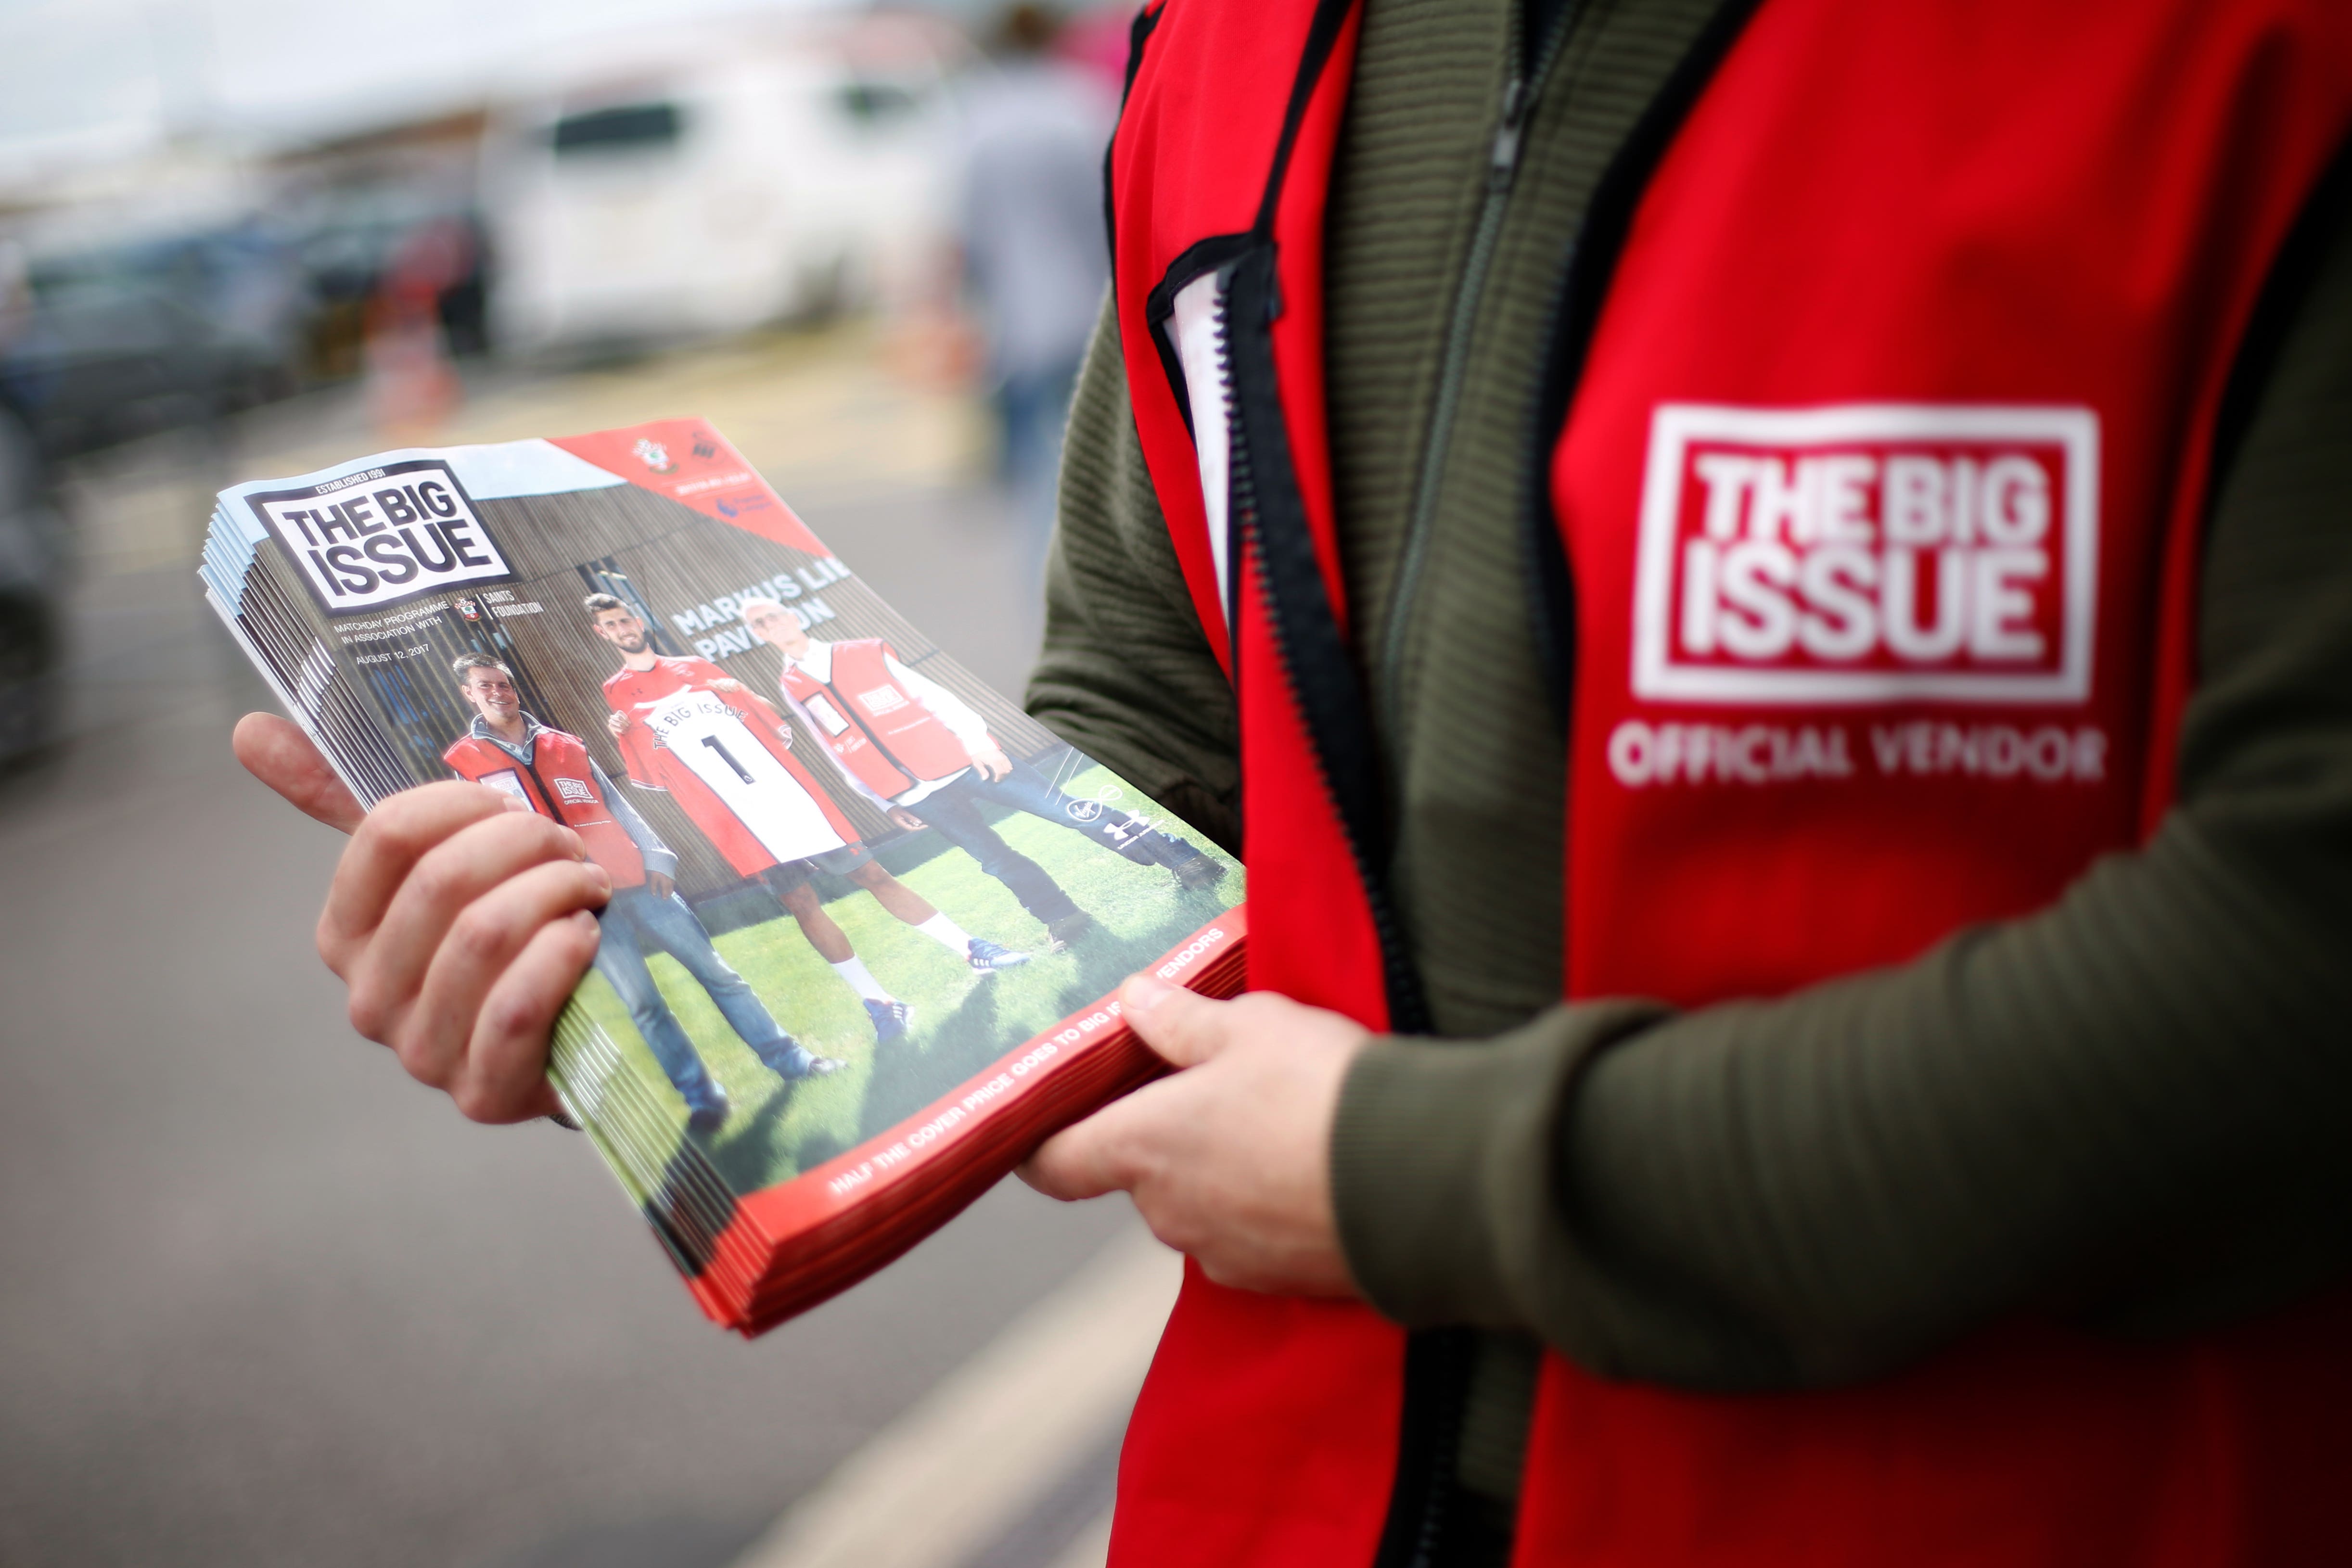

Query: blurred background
(0, 1), (1156, 1564)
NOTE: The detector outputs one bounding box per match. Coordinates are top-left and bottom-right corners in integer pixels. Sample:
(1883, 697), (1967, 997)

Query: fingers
(1020, 1096), (1148, 1201)
(386, 857), (610, 1094)
(319, 783), (557, 970)
(359, 804), (597, 1001)
(448, 909), (602, 1123)
(235, 713), (364, 833)
(1023, 982), (1241, 1193)
(349, 816), (603, 1042)
(1118, 973), (1232, 1069)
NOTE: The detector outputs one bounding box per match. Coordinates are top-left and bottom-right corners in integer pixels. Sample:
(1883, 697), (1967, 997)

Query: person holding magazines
(441, 655), (837, 1134)
(588, 593), (1031, 1045)
(207, 412), (1251, 1334)
(232, 0), (2352, 1563)
(736, 595), (1225, 953)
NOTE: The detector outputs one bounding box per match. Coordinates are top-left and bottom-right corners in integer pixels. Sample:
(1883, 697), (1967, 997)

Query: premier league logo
(634, 438), (676, 474)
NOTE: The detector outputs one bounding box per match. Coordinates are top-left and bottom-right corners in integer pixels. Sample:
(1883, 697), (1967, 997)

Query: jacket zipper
(1364, 13), (1583, 1565)
(1377, 7), (1577, 744)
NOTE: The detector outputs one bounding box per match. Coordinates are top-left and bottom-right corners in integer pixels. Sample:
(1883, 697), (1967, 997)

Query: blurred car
(0, 395), (65, 764)
(482, 14), (966, 356)
(0, 226), (309, 457)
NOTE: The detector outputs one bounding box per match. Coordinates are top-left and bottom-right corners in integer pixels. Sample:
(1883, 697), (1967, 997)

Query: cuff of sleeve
(1330, 1002), (1669, 1332)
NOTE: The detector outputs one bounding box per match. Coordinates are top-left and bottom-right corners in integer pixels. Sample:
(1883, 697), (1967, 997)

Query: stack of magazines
(201, 418), (1246, 1333)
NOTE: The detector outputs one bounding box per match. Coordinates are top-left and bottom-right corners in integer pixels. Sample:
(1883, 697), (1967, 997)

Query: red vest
(780, 639), (978, 797)
(1108, 1), (2352, 1564)
(445, 727), (648, 888)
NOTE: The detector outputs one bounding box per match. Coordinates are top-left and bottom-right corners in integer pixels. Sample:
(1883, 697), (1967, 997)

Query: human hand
(888, 807), (928, 831)
(607, 709), (632, 736)
(234, 710), (363, 831)
(649, 871), (676, 901)
(968, 741), (1012, 782)
(234, 712), (609, 1124)
(1020, 976), (1369, 1296)
(710, 677), (742, 693)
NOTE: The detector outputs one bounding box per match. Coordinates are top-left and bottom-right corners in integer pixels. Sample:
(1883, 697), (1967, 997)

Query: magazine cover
(201, 419), (1245, 1332)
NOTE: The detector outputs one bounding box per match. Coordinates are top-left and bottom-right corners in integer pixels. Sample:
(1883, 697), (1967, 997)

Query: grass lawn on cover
(560, 766), (1242, 1197)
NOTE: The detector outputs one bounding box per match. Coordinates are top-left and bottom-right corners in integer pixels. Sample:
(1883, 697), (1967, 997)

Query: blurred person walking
(954, 4), (1116, 597)
(364, 218), (471, 441)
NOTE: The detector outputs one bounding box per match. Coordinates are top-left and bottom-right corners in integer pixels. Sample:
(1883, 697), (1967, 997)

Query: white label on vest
(856, 684), (908, 715)
(1632, 404), (2099, 705)
(475, 767), (529, 803)
(554, 775), (598, 806)
(805, 693), (852, 736)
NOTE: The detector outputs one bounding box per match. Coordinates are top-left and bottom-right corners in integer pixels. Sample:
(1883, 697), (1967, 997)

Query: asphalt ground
(0, 331), (1149, 1568)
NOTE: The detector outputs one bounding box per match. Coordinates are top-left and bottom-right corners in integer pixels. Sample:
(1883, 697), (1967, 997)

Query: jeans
(594, 884), (793, 1107)
(912, 759), (1197, 923)
(995, 357), (1081, 597)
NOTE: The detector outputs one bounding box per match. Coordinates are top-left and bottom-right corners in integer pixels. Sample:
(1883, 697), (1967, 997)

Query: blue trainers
(864, 997), (913, 1043)
(967, 937), (1034, 972)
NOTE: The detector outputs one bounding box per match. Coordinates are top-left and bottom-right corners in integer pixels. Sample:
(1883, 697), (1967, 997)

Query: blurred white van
(482, 14), (965, 355)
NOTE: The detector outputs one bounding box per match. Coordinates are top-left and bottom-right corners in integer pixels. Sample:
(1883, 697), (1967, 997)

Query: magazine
(201, 419), (1245, 1334)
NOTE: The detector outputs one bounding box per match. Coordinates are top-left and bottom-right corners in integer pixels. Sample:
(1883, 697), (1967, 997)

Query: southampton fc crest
(633, 438), (676, 474)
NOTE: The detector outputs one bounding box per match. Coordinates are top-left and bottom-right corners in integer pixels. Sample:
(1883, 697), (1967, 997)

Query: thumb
(1118, 972), (1228, 1069)
(234, 713), (364, 833)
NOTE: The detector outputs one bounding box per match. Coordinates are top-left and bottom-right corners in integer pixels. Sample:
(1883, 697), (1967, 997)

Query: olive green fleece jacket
(1024, 0), (2352, 1508)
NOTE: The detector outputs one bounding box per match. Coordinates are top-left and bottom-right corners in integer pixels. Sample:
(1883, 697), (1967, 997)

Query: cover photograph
(201, 419), (1245, 1334)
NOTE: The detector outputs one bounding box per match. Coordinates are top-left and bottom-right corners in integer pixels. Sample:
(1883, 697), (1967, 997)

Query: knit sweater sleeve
(1329, 191), (2352, 1389)
(1023, 297), (1243, 854)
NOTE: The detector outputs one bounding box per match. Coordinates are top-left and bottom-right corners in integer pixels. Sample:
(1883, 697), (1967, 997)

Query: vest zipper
(501, 730), (561, 818)
(1377, 9), (1576, 746)
(1217, 238), (1435, 1033)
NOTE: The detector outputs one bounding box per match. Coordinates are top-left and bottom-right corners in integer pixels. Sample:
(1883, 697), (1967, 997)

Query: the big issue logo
(1615, 403), (2106, 789)
(249, 458), (515, 613)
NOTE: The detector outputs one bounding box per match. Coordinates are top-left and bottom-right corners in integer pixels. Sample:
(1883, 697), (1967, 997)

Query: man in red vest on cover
(589, 594), (1031, 1049)
(737, 596), (1225, 952)
(441, 656), (836, 1134)
(239, 1), (2352, 1564)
